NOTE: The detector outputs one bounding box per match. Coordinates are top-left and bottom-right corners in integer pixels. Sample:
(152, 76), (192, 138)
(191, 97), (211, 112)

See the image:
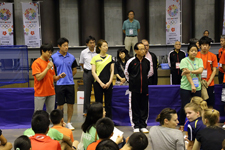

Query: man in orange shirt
(30, 113), (61, 150)
(51, 109), (74, 142)
(219, 38), (225, 104)
(218, 35), (225, 84)
(31, 43), (66, 114)
(196, 36), (218, 108)
(87, 117), (123, 150)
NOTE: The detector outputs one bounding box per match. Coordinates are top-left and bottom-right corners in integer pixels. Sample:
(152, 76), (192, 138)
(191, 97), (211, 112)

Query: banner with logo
(0, 3), (13, 45)
(22, 2), (40, 47)
(166, 0), (181, 44)
(223, 0), (225, 35)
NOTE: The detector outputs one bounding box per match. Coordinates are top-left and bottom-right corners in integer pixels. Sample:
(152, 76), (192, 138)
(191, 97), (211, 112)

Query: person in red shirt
(196, 36), (218, 108)
(96, 139), (119, 150)
(31, 43), (66, 114)
(218, 35), (225, 84)
(218, 38), (225, 104)
(87, 117), (123, 150)
(30, 113), (61, 150)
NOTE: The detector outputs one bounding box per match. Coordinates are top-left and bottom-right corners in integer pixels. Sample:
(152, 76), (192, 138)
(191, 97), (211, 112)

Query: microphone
(49, 57), (53, 70)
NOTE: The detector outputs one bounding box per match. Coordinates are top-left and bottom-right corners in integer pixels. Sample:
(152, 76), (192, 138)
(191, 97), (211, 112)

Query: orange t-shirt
(218, 47), (225, 73)
(196, 51), (218, 86)
(219, 51), (225, 83)
(52, 125), (74, 142)
(32, 58), (55, 97)
(30, 134), (61, 150)
(87, 140), (101, 150)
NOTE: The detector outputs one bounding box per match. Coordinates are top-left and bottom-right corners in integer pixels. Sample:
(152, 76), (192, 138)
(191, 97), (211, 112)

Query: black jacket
(125, 56), (151, 94)
(168, 49), (186, 74)
(148, 51), (158, 85)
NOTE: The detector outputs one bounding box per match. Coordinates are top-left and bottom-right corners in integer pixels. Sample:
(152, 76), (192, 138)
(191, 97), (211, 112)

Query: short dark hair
(40, 43), (54, 55)
(127, 132), (148, 150)
(14, 135), (31, 150)
(96, 139), (119, 150)
(57, 37), (69, 46)
(117, 48), (130, 64)
(86, 36), (96, 44)
(189, 38), (199, 45)
(50, 109), (63, 125)
(156, 108), (177, 125)
(199, 36), (211, 46)
(127, 10), (135, 16)
(187, 44), (199, 54)
(32, 114), (50, 134)
(134, 42), (144, 50)
(82, 102), (103, 133)
(32, 110), (49, 119)
(96, 117), (114, 139)
(203, 30), (209, 34)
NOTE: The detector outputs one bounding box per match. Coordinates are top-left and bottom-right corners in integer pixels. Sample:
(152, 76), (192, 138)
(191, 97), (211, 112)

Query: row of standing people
(32, 34), (225, 132)
(31, 35), (158, 132)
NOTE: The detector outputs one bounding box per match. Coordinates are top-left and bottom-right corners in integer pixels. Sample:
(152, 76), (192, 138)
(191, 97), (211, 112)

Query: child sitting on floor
(14, 135), (31, 150)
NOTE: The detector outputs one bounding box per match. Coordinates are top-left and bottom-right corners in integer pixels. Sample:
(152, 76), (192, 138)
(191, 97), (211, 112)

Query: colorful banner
(223, 0), (225, 35)
(166, 0), (181, 44)
(0, 3), (13, 45)
(22, 2), (40, 47)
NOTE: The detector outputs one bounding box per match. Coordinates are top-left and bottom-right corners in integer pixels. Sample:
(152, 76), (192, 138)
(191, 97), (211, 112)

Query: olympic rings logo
(0, 8), (11, 21)
(26, 24), (36, 29)
(24, 8), (36, 20)
(167, 20), (177, 25)
(0, 24), (10, 29)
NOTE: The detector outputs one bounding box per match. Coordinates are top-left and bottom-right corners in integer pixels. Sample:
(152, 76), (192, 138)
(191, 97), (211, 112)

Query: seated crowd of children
(1, 98), (225, 150)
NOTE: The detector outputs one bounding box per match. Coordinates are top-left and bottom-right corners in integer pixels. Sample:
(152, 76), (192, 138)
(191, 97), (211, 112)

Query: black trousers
(94, 82), (112, 118)
(219, 71), (224, 84)
(131, 92), (149, 129)
(83, 70), (94, 113)
(179, 89), (201, 125)
(170, 69), (182, 85)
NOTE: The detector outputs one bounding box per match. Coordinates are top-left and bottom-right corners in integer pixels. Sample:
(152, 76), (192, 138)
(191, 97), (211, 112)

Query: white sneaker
(66, 122), (75, 130)
(133, 128), (140, 133)
(140, 128), (149, 133)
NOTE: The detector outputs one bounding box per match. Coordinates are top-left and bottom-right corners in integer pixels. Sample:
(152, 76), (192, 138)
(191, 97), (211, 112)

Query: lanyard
(187, 57), (196, 70)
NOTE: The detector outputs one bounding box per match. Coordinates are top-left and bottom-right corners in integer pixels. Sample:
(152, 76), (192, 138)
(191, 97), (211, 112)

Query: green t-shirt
(122, 19), (140, 36)
(82, 126), (99, 150)
(23, 128), (63, 141)
(180, 57), (203, 91)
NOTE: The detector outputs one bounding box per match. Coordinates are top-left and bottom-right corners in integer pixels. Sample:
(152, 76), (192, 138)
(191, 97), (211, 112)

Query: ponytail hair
(191, 96), (208, 111)
(96, 39), (108, 54)
(203, 109), (220, 127)
(156, 108), (177, 125)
